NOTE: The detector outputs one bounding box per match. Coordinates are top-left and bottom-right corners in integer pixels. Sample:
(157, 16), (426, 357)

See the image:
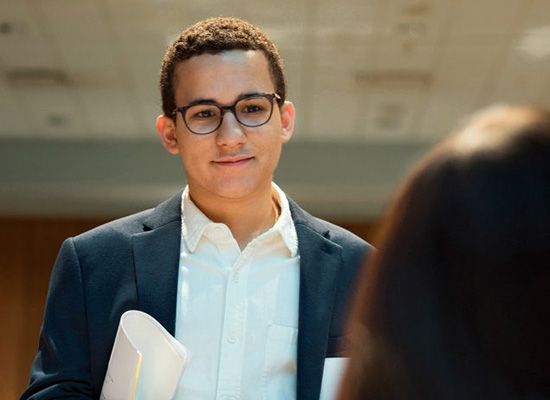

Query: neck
(188, 184), (279, 250)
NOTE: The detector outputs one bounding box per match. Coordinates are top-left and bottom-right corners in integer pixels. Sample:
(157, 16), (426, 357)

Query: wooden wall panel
(0, 218), (108, 399)
(339, 221), (381, 247)
(0, 216), (378, 399)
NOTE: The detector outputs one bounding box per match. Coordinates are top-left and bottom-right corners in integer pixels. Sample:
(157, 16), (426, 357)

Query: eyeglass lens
(185, 95), (273, 134)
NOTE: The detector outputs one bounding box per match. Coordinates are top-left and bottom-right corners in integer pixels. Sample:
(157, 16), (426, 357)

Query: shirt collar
(181, 186), (214, 253)
(180, 183), (298, 256)
(271, 182), (299, 257)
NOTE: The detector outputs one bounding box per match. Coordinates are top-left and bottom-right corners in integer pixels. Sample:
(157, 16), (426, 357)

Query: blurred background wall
(2, 0), (550, 397)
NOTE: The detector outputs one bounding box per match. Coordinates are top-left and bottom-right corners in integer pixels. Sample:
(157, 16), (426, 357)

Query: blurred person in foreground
(338, 105), (550, 400)
(22, 17), (372, 399)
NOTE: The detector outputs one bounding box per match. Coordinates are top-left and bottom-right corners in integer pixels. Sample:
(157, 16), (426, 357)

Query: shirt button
(233, 273), (239, 283)
(228, 334), (237, 344)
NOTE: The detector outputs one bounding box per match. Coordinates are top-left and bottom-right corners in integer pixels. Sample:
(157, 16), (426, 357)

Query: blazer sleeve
(327, 234), (374, 357)
(21, 238), (93, 399)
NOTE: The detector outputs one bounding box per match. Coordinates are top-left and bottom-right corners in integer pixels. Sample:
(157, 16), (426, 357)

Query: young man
(22, 18), (372, 400)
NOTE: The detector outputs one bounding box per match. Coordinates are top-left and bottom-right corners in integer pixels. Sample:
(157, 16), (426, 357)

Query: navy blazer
(22, 193), (372, 400)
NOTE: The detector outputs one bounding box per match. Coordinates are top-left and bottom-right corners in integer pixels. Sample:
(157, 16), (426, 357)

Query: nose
(216, 110), (247, 147)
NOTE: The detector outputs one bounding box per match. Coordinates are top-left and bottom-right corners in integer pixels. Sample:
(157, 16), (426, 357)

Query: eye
(196, 109), (214, 118)
(238, 97), (270, 114)
(199, 110), (213, 118)
(242, 104), (264, 113)
(188, 106), (218, 119)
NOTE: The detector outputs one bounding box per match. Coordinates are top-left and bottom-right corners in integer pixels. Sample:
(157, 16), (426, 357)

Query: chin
(214, 180), (264, 200)
(216, 187), (255, 200)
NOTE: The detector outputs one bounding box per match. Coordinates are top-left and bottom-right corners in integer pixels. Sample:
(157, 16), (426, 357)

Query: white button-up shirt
(174, 183), (300, 400)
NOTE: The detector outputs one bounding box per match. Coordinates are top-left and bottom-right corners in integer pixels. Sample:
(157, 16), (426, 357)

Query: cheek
(179, 136), (205, 159)
(178, 140), (205, 172)
(262, 140), (283, 166)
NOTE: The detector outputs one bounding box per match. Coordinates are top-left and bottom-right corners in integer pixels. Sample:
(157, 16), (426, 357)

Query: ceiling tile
(0, 78), (31, 136)
(0, 1), (57, 68)
(17, 86), (90, 138)
(358, 89), (426, 141)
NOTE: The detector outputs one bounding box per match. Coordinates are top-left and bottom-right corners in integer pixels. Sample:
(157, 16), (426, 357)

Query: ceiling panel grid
(481, 0), (550, 106)
(472, 0), (536, 110)
(356, 0), (453, 142)
(0, 1), (59, 136)
(7, 0), (92, 138)
(37, 0), (143, 138)
(418, 0), (525, 139)
(308, 0), (379, 141)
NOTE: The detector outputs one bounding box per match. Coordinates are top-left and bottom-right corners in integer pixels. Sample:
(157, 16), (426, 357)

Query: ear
(279, 101), (295, 144)
(156, 115), (180, 154)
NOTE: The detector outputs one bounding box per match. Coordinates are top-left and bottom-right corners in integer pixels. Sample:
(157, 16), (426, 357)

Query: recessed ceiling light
(517, 25), (550, 60)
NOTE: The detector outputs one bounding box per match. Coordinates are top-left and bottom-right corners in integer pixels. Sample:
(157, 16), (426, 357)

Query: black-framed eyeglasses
(172, 92), (282, 135)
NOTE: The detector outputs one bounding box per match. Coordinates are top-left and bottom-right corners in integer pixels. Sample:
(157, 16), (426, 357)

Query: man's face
(158, 50), (294, 203)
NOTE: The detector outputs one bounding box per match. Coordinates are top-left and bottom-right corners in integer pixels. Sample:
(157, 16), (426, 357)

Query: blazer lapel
(132, 192), (182, 335)
(290, 201), (344, 400)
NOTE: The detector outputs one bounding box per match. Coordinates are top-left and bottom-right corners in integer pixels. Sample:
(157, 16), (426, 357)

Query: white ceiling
(2, 0), (550, 143)
(1, 0), (550, 220)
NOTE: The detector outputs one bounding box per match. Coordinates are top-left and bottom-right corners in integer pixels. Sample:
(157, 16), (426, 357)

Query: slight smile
(213, 156), (254, 167)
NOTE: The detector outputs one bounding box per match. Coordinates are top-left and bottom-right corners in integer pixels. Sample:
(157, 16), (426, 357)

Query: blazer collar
(142, 191), (183, 230)
(289, 199), (344, 400)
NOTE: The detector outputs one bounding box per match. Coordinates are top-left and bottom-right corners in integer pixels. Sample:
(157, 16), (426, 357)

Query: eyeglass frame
(171, 92), (283, 135)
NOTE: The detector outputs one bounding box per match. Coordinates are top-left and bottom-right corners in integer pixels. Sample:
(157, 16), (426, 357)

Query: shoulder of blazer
(287, 196), (374, 258)
(73, 192), (182, 240)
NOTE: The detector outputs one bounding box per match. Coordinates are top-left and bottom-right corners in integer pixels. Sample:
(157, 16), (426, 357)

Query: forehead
(173, 50), (274, 103)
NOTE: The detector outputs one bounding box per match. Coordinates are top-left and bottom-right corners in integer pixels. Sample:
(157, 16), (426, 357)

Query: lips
(213, 156), (253, 166)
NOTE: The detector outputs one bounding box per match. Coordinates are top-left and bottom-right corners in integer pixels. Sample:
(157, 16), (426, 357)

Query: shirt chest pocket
(261, 324), (298, 400)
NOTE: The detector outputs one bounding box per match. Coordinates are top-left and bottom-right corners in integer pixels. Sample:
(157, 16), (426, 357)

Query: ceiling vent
(373, 103), (406, 130)
(5, 68), (70, 88)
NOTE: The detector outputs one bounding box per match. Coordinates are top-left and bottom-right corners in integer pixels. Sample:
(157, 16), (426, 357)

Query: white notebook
(100, 310), (190, 400)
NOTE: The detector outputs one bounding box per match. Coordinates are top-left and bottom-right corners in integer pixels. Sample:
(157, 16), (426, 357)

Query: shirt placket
(216, 249), (252, 400)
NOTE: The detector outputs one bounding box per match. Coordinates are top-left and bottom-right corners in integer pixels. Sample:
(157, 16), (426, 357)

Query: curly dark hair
(160, 17), (286, 120)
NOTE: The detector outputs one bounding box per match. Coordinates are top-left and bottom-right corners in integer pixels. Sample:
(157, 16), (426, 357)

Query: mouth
(213, 156), (254, 167)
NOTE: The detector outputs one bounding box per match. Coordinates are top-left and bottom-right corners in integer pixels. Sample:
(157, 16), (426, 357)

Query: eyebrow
(185, 91), (267, 107)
